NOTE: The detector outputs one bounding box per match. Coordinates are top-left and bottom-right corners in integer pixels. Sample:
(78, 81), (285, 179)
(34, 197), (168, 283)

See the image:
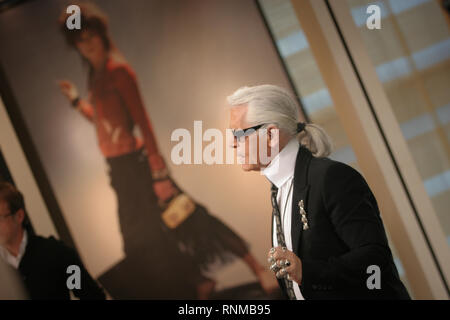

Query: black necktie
(271, 184), (296, 300)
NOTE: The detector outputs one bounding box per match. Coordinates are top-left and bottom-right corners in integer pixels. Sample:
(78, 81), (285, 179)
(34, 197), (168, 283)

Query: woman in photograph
(58, 3), (277, 299)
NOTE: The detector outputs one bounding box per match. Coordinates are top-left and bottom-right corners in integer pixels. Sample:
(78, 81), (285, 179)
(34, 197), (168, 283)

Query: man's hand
(267, 246), (303, 284)
(153, 178), (177, 203)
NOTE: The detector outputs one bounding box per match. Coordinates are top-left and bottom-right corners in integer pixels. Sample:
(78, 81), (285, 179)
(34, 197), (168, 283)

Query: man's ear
(266, 125), (280, 148)
(15, 209), (25, 226)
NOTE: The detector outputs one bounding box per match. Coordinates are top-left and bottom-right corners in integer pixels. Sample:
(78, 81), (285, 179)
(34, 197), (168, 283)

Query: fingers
(269, 262), (279, 273)
(275, 268), (288, 279)
(283, 263), (295, 274)
(58, 81), (79, 102)
(276, 258), (291, 268)
(284, 265), (299, 283)
(271, 246), (290, 260)
(58, 80), (77, 93)
(267, 246), (291, 266)
(274, 263), (297, 281)
(58, 81), (73, 98)
(267, 247), (275, 259)
(58, 80), (71, 88)
(268, 246), (300, 282)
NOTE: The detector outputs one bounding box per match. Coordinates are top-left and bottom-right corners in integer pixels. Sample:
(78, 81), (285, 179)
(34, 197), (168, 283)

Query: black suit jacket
(272, 146), (411, 300)
(18, 234), (105, 300)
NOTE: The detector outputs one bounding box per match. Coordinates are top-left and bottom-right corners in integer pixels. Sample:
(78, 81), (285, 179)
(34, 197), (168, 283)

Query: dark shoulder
(28, 235), (76, 256)
(308, 155), (364, 187)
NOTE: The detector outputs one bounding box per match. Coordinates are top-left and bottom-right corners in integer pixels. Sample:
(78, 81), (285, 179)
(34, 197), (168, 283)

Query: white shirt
(0, 230), (28, 269)
(262, 138), (305, 300)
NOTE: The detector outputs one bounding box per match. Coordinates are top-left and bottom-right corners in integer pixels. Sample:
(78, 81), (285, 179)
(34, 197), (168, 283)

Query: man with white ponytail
(228, 84), (410, 300)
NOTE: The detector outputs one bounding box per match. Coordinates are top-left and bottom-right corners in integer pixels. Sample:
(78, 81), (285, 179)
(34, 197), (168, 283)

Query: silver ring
(270, 262), (279, 272)
(282, 247), (287, 252)
(270, 247), (276, 254)
(268, 256), (275, 264)
(278, 259), (288, 267)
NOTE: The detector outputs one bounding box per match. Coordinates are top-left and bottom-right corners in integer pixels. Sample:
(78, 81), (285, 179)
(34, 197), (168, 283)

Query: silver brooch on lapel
(298, 200), (309, 230)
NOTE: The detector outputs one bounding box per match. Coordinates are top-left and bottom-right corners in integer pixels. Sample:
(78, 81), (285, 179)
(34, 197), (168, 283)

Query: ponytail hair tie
(296, 122), (306, 133)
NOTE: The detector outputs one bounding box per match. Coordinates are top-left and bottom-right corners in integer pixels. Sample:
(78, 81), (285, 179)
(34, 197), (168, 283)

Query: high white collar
(262, 138), (299, 188)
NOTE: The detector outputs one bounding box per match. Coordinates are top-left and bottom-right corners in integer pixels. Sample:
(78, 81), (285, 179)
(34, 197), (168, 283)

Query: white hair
(227, 84), (333, 157)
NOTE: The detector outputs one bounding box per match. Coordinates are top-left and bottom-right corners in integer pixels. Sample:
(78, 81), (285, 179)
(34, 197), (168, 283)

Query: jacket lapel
(291, 146), (312, 255)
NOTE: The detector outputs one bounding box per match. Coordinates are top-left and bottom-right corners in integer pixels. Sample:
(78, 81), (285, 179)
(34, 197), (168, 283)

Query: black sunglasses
(232, 124), (266, 139)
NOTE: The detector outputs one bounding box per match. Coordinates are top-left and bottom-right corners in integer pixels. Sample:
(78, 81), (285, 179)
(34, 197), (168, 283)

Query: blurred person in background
(0, 181), (105, 299)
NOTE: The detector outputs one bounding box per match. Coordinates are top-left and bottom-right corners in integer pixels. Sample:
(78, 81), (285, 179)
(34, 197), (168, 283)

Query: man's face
(0, 200), (21, 246)
(229, 105), (277, 172)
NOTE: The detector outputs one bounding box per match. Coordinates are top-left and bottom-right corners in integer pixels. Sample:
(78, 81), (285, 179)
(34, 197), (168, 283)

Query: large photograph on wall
(0, 0), (294, 299)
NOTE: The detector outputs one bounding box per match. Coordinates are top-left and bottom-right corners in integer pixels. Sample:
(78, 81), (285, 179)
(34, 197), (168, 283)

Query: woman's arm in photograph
(58, 80), (95, 122)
